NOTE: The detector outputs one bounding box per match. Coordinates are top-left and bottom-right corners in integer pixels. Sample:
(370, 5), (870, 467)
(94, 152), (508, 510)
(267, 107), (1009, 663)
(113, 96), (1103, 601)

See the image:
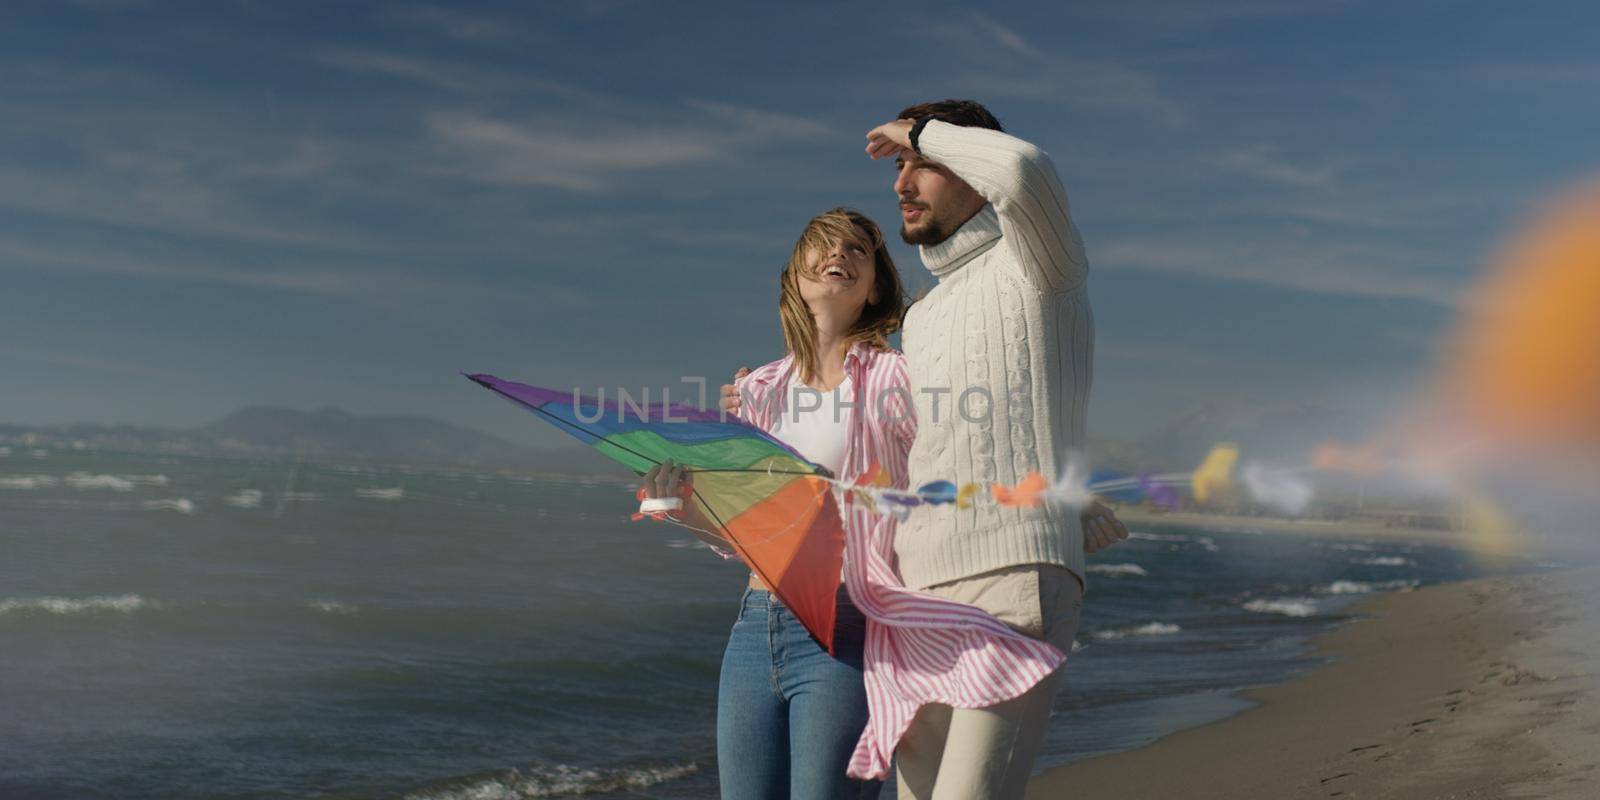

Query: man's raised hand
(865, 119), (914, 160)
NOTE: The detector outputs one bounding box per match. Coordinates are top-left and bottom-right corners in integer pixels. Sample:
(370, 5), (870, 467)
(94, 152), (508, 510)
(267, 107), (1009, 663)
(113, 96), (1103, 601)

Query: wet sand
(1028, 566), (1600, 799)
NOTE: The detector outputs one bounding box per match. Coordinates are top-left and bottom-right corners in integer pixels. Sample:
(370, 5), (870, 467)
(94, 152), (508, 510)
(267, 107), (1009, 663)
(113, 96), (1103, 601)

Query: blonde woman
(644, 207), (902, 799)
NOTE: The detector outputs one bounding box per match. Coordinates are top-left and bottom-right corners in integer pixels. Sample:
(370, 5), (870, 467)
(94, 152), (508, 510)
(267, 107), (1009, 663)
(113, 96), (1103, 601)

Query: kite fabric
(466, 373), (846, 654)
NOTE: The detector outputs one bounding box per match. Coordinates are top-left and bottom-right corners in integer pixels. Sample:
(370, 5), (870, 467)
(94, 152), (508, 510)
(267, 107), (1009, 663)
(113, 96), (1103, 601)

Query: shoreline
(1112, 507), (1473, 546)
(1028, 566), (1600, 798)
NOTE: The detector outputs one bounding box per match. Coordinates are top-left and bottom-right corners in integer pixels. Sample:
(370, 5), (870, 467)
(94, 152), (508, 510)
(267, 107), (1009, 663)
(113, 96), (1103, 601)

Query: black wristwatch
(909, 115), (937, 154)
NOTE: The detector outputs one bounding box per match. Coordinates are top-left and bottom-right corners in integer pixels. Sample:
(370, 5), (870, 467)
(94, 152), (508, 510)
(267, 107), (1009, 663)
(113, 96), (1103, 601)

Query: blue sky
(3, 0), (1597, 449)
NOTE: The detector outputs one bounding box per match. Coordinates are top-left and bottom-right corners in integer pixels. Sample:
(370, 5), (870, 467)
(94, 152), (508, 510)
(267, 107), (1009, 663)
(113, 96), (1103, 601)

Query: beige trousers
(894, 564), (1084, 800)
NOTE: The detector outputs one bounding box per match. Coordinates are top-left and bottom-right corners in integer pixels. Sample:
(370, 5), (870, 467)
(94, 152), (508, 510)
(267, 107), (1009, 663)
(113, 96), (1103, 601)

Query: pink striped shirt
(736, 342), (1067, 780)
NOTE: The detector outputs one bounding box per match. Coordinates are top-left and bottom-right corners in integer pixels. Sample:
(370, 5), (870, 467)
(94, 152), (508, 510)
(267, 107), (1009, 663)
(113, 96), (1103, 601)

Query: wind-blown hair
(778, 208), (906, 386)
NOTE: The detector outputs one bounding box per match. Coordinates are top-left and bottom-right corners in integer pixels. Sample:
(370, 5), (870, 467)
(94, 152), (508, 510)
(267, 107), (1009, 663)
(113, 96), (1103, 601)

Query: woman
(644, 207), (899, 799)
(642, 208), (1125, 798)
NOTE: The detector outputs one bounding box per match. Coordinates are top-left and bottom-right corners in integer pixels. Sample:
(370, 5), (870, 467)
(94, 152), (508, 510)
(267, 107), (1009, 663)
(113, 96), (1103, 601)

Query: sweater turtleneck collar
(920, 205), (1002, 280)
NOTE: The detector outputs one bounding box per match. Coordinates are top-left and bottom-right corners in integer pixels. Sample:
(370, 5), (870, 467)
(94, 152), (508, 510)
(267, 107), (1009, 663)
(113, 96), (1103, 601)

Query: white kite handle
(639, 497), (683, 514)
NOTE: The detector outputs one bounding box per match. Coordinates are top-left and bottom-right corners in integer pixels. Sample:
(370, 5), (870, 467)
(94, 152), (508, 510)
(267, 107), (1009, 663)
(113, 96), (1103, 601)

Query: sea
(0, 448), (1539, 799)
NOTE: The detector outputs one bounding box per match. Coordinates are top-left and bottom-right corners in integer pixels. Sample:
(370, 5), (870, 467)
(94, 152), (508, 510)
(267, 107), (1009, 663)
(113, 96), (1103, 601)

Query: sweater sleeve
(916, 120), (1088, 293)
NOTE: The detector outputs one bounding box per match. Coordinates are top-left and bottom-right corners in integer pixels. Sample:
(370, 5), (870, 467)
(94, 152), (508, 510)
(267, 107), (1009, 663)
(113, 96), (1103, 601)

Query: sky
(3, 0), (1598, 451)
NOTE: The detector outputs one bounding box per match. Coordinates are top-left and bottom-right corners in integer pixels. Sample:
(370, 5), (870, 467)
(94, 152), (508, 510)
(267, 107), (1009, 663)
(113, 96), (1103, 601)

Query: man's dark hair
(895, 99), (1003, 132)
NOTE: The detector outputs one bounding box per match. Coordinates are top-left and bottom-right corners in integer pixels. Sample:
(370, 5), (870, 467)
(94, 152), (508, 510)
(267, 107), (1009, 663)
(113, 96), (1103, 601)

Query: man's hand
(1082, 500), (1130, 554)
(719, 367), (750, 415)
(865, 119), (915, 160)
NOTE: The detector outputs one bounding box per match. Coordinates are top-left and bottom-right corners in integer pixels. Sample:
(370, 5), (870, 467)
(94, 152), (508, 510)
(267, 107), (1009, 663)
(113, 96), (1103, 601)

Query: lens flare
(1442, 180), (1600, 455)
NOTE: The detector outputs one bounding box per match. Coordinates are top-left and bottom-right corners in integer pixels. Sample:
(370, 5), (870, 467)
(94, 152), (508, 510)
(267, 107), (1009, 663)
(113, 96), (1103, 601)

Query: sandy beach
(1028, 565), (1600, 799)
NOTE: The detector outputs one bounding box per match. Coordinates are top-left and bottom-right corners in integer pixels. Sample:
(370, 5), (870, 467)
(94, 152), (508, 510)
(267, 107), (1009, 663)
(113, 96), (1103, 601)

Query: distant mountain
(204, 406), (534, 464)
(0, 407), (607, 473)
(2, 399), (1375, 477)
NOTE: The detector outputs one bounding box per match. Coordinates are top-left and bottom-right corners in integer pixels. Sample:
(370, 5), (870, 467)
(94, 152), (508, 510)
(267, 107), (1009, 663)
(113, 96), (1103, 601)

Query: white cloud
(382, 3), (524, 42)
(1094, 235), (1464, 305)
(1209, 145), (1338, 188)
(311, 48), (600, 100)
(0, 234), (583, 305)
(1073, 0), (1359, 38)
(423, 100), (836, 191)
(920, 12), (1190, 127)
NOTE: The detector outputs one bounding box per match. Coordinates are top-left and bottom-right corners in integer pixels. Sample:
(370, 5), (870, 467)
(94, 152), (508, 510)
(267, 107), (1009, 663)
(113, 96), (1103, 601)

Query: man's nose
(893, 165), (914, 198)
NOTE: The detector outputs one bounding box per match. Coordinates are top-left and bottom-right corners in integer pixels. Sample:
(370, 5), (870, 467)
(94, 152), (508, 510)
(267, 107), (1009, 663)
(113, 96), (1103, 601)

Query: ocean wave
(64, 473), (136, 491)
(356, 487), (405, 500)
(1243, 598), (1319, 617)
(0, 474), (59, 490)
(1197, 536), (1220, 552)
(226, 489), (264, 508)
(1093, 622), (1182, 640)
(1328, 542), (1375, 552)
(1086, 563), (1148, 577)
(0, 593), (152, 616)
(1357, 556), (1412, 567)
(665, 539), (711, 550)
(1320, 579), (1420, 595)
(308, 600), (359, 615)
(402, 762), (699, 800)
(143, 498), (197, 514)
(1128, 532), (1190, 542)
(1323, 580), (1375, 595)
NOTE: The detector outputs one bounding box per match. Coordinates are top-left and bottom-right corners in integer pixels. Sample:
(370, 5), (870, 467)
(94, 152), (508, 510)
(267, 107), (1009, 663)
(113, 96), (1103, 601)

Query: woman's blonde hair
(778, 208), (906, 386)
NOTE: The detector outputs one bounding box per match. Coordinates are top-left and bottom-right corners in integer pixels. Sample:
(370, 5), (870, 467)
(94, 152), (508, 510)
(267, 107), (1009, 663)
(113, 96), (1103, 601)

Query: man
(860, 99), (1104, 800)
(724, 99), (1124, 799)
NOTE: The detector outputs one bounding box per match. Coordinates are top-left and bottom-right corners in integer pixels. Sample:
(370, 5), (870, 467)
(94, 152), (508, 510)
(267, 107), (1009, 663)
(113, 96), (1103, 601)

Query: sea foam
(1243, 598), (1319, 617)
(1320, 579), (1420, 595)
(401, 762), (699, 800)
(143, 499), (197, 514)
(0, 475), (59, 490)
(0, 593), (152, 616)
(1086, 563), (1149, 577)
(64, 473), (136, 491)
(226, 489), (264, 508)
(1129, 532), (1190, 543)
(1357, 556), (1412, 567)
(1094, 622), (1182, 640)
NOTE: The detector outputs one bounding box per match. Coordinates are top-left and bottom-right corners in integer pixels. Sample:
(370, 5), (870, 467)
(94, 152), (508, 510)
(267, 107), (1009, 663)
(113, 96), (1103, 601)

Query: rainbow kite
(467, 374), (847, 653)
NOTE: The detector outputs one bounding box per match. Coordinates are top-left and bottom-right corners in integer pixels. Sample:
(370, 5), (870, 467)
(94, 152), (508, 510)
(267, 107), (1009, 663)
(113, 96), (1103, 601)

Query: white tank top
(769, 373), (851, 477)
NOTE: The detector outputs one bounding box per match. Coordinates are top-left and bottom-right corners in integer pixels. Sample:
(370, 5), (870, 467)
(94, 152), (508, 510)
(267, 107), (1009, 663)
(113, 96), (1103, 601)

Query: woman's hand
(719, 367), (750, 415)
(1081, 500), (1130, 554)
(641, 458), (692, 499)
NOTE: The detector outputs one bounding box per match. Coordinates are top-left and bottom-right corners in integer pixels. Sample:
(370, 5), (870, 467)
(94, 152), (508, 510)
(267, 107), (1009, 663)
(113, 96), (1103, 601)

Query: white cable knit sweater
(896, 120), (1094, 591)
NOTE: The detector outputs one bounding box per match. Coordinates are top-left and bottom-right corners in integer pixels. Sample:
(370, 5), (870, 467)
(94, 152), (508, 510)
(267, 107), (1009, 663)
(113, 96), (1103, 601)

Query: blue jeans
(717, 587), (882, 800)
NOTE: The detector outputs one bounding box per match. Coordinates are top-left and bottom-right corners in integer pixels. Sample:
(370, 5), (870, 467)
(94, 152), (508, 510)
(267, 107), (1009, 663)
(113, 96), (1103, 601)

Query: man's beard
(899, 210), (954, 246)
